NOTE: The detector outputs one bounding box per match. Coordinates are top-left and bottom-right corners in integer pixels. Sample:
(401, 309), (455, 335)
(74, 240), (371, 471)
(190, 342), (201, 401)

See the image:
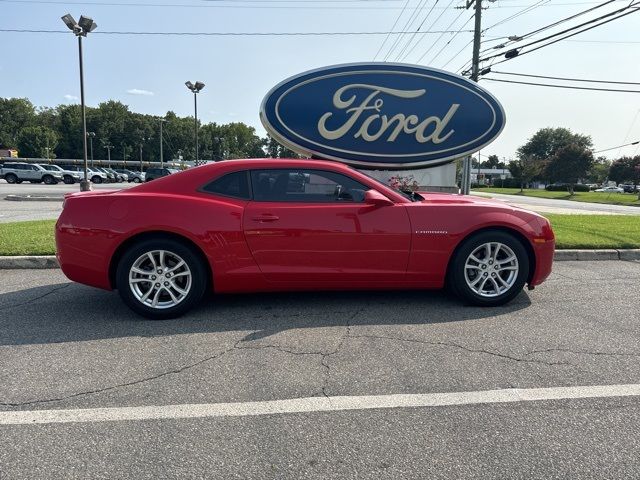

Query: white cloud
(64, 94), (78, 101)
(126, 88), (154, 96)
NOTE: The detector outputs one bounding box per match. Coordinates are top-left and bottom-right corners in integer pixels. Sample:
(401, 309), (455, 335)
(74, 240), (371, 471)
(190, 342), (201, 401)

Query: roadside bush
(471, 183), (488, 188)
(545, 183), (590, 192)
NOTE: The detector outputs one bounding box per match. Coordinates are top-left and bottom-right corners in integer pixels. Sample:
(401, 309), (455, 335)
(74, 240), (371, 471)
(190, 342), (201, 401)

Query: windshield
(357, 169), (424, 202)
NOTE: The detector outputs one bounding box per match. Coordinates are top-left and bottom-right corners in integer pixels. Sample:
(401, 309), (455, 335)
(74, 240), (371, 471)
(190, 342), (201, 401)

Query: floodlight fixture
(185, 81), (194, 89)
(194, 81), (205, 92)
(78, 15), (97, 34)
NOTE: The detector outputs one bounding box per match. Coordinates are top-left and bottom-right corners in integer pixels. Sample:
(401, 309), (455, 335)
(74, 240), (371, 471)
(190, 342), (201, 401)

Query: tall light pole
(61, 13), (97, 192)
(122, 142), (127, 169)
(87, 131), (95, 166)
(103, 144), (113, 164)
(139, 136), (149, 173)
(185, 81), (205, 166)
(158, 118), (166, 168)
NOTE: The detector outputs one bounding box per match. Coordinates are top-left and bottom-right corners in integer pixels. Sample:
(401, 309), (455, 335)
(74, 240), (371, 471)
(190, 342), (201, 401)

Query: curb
(1, 250), (640, 269)
(4, 195), (64, 202)
(0, 256), (59, 269)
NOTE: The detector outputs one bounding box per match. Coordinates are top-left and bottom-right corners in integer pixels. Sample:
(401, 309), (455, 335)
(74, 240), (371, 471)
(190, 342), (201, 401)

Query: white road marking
(2, 384), (639, 426)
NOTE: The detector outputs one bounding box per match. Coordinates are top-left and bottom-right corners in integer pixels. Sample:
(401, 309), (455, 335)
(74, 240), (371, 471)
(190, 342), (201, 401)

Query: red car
(55, 159), (555, 319)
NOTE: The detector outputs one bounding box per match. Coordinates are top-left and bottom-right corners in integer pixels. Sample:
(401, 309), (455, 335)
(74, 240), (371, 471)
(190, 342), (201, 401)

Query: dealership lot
(1, 260), (639, 478)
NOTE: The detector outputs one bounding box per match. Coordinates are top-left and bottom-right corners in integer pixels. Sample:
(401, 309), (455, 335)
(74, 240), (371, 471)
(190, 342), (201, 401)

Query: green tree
(587, 156), (611, 184)
(517, 127), (593, 182)
(0, 98), (36, 148)
(508, 155), (541, 192)
(545, 144), (594, 194)
(16, 126), (58, 159)
(609, 156), (640, 198)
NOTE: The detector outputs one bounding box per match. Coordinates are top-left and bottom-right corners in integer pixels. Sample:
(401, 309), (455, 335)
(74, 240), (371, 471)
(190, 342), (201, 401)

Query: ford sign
(260, 63), (506, 169)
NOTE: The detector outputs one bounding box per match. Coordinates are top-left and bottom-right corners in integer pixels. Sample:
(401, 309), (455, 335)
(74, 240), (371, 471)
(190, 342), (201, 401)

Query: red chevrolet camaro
(55, 159), (555, 319)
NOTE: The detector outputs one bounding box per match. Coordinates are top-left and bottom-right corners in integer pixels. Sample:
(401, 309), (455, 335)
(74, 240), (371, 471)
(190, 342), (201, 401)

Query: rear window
(202, 171), (250, 200)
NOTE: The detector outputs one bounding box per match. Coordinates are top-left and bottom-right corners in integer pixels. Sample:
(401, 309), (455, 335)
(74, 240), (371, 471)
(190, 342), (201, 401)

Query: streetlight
(139, 136), (149, 173)
(87, 131), (95, 166)
(103, 143), (113, 164)
(185, 80), (205, 166)
(158, 118), (166, 168)
(61, 13), (97, 191)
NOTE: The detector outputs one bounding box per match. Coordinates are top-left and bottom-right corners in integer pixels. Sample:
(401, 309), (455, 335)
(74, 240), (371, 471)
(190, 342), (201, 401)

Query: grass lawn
(475, 187), (640, 206)
(546, 214), (640, 249)
(1, 215), (639, 255)
(0, 220), (56, 256)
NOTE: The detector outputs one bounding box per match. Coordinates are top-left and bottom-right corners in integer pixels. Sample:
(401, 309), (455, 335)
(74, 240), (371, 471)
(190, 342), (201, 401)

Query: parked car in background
(38, 164), (82, 184)
(61, 165), (109, 184)
(594, 186), (624, 193)
(0, 162), (63, 184)
(620, 184), (639, 193)
(115, 169), (144, 183)
(105, 168), (127, 182)
(145, 167), (178, 182)
(95, 167), (117, 183)
(115, 169), (142, 183)
(56, 158), (556, 319)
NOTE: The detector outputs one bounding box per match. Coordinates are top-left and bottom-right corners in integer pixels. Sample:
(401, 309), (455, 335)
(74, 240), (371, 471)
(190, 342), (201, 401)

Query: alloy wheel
(128, 250), (193, 309)
(463, 242), (519, 298)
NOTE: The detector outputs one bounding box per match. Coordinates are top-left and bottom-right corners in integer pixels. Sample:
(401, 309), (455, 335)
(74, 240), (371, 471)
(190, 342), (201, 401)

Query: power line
(424, 12), (474, 65)
(440, 38), (473, 69)
(372, 0), (410, 60)
(409, 3), (465, 63)
(483, 77), (640, 93)
(594, 140), (640, 153)
(395, 0), (452, 62)
(383, 0), (431, 61)
(0, 28), (474, 36)
(484, 0), (551, 31)
(490, 70), (640, 85)
(479, 0), (637, 63)
(482, 5), (640, 69)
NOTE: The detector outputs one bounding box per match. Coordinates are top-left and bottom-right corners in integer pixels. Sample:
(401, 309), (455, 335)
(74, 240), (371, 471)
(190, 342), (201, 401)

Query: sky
(0, 0), (639, 161)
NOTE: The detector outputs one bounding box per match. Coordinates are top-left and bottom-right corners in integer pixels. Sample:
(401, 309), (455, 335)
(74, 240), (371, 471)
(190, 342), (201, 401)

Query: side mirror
(364, 189), (394, 207)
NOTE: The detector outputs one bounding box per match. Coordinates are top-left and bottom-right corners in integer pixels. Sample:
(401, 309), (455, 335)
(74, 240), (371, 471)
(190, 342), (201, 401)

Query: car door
(242, 168), (411, 286)
(25, 165), (39, 181)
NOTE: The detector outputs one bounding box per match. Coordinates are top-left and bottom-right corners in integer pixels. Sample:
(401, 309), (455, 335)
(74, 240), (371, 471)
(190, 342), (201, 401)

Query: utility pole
(122, 142), (127, 169)
(87, 131), (95, 166)
(461, 0), (483, 195)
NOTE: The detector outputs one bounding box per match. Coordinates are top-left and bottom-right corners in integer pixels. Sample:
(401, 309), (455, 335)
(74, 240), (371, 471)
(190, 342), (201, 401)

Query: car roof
(125, 158), (410, 203)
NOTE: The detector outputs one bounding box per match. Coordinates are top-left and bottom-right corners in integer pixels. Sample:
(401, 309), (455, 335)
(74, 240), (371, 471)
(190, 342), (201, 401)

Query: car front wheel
(448, 231), (529, 307)
(63, 175), (75, 184)
(5, 173), (17, 184)
(116, 238), (208, 319)
(91, 176), (103, 184)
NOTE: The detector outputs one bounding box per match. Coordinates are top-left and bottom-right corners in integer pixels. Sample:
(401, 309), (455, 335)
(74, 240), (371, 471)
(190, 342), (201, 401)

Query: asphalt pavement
(1, 261), (639, 479)
(0, 181), (134, 223)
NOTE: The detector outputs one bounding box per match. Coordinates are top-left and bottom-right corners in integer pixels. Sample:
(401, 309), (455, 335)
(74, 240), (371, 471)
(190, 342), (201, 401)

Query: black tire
(91, 176), (103, 184)
(448, 230), (529, 307)
(16, 179), (23, 184)
(43, 175), (56, 185)
(63, 175), (75, 184)
(5, 173), (17, 184)
(115, 237), (208, 319)
(133, 177), (142, 183)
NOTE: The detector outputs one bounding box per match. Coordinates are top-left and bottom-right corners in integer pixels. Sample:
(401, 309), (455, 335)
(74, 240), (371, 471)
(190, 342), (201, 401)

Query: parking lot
(1, 260), (639, 479)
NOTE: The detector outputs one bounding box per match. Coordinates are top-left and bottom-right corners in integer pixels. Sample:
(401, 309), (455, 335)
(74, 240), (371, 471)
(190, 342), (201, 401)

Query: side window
(251, 169), (367, 203)
(202, 171), (250, 200)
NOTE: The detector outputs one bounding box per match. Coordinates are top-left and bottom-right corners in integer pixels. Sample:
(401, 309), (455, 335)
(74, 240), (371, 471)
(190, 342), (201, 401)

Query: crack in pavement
(526, 348), (640, 358)
(0, 284), (71, 312)
(347, 333), (570, 367)
(0, 344), (236, 408)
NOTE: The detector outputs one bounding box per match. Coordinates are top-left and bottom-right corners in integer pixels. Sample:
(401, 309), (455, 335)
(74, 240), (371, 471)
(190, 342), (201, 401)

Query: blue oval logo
(260, 63), (506, 169)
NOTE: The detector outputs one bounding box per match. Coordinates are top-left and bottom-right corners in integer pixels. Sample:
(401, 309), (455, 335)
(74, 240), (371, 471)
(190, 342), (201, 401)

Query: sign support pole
(462, 0), (483, 195)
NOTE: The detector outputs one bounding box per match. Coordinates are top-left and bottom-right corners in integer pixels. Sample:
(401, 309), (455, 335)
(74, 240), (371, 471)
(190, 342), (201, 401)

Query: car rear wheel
(63, 175), (75, 184)
(116, 238), (208, 319)
(448, 231), (529, 307)
(133, 177), (141, 183)
(91, 176), (103, 184)
(43, 175), (56, 185)
(5, 173), (17, 184)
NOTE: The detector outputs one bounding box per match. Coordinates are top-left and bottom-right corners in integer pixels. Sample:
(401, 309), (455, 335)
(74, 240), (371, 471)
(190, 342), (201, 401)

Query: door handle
(252, 214), (280, 222)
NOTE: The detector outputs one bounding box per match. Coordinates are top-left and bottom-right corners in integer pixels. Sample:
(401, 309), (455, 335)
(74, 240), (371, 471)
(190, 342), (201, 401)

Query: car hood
(416, 191), (543, 218)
